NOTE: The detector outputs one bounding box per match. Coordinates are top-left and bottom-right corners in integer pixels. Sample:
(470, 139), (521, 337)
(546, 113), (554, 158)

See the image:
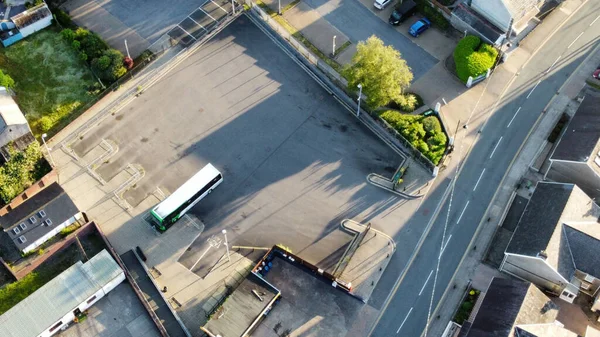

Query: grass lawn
(0, 26), (97, 137)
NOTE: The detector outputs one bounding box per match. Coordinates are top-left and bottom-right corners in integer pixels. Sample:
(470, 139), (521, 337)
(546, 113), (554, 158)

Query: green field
(0, 27), (97, 136)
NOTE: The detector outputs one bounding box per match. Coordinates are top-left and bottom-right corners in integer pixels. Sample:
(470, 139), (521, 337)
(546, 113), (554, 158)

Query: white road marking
(397, 307), (413, 334)
(526, 80), (541, 99)
(568, 32), (584, 49)
(419, 270), (434, 296)
(490, 137), (503, 159)
(507, 107), (521, 128)
(457, 201), (469, 224)
(473, 168), (486, 191)
(546, 55), (561, 74)
(591, 15), (600, 26)
(440, 234), (452, 256)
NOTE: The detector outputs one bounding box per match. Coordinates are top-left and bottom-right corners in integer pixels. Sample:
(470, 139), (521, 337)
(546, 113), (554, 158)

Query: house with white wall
(0, 249), (125, 337)
(0, 86), (34, 165)
(0, 2), (53, 47)
(0, 182), (82, 254)
(500, 182), (600, 308)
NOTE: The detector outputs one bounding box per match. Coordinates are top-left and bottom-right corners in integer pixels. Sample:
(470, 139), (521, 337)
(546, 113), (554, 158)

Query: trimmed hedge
(454, 35), (498, 83)
(379, 111), (447, 165)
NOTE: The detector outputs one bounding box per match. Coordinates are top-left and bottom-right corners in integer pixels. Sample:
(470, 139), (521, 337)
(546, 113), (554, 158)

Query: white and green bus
(150, 163), (223, 232)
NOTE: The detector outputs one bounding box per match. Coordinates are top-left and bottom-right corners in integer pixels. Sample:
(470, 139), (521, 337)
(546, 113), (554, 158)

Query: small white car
(374, 0), (392, 10)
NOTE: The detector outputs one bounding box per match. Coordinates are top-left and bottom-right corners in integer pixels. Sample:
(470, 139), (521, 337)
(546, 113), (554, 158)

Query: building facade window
(49, 321), (63, 333)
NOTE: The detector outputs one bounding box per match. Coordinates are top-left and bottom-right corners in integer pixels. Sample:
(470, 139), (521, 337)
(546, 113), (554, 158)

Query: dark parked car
(408, 18), (431, 37)
(389, 0), (417, 25)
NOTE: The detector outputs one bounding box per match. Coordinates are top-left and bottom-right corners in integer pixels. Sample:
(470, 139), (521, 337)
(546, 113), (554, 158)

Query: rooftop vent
(18, 236), (26, 243)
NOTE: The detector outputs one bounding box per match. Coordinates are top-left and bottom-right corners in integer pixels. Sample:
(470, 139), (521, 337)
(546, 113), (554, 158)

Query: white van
(374, 0), (393, 10)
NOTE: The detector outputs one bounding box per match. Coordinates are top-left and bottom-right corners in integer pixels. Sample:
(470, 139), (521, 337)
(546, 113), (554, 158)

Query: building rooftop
(202, 272), (279, 337)
(11, 3), (51, 30)
(0, 250), (124, 337)
(552, 90), (600, 163)
(0, 182), (79, 252)
(461, 278), (559, 337)
(506, 182), (600, 281)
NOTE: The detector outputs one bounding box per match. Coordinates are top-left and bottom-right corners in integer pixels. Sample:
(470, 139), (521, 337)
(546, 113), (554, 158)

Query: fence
(245, 3), (441, 174)
(466, 68), (491, 88)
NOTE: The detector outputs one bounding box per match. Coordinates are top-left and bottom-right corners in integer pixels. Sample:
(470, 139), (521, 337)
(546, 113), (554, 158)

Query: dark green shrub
(379, 111), (447, 165)
(454, 35), (498, 83)
(60, 28), (75, 43)
(71, 40), (80, 50)
(54, 9), (75, 29)
(415, 0), (449, 29)
(75, 28), (109, 60)
(91, 49), (126, 82)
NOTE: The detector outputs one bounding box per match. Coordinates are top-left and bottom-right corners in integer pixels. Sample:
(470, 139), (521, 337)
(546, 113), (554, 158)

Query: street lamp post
(41, 133), (55, 167)
(278, 0), (281, 14)
(356, 84), (363, 118)
(124, 39), (131, 59)
(332, 35), (337, 56)
(222, 229), (230, 262)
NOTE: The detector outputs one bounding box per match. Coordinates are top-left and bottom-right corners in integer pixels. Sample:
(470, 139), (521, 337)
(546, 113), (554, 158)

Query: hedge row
(379, 111), (447, 165)
(60, 28), (126, 83)
(415, 0), (449, 30)
(454, 35), (498, 83)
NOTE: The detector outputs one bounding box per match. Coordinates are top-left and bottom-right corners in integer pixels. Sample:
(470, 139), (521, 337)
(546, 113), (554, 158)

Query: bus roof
(152, 163), (221, 219)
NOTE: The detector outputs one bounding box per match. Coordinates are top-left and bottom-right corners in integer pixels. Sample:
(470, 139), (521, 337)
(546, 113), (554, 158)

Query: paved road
(372, 2), (600, 336)
(303, 0), (438, 80)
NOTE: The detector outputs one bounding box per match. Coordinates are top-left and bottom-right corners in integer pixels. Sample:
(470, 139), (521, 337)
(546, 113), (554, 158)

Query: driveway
(301, 0), (439, 79)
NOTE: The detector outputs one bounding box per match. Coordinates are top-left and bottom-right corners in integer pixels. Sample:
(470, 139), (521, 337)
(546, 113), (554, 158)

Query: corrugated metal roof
(0, 250), (123, 337)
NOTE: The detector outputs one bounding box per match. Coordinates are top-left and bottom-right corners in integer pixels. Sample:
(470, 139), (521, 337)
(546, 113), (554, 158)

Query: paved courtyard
(57, 283), (161, 337)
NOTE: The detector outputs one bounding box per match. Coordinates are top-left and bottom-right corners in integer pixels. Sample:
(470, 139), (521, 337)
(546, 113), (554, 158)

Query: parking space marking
(396, 307), (413, 334)
(211, 0), (229, 14)
(490, 137), (502, 159)
(507, 107), (521, 128)
(199, 7), (218, 22)
(177, 24), (198, 41)
(188, 16), (209, 32)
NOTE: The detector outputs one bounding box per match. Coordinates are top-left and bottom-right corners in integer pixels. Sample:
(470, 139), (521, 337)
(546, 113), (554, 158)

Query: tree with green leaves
(342, 36), (413, 109)
(0, 70), (15, 89)
(0, 142), (49, 204)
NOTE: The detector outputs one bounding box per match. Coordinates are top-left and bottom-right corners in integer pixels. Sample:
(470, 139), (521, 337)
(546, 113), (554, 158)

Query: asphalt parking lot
(302, 0), (438, 79)
(70, 16), (406, 273)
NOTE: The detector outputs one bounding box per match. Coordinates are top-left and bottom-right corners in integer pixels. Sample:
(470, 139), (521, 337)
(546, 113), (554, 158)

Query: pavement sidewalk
(339, 220), (395, 302)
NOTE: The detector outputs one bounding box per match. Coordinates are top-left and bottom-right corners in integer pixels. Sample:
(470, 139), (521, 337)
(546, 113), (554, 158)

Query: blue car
(409, 18), (431, 37)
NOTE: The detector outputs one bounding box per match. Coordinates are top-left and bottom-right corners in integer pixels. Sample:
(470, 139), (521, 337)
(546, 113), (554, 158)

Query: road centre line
(568, 32), (584, 49)
(419, 270), (434, 296)
(397, 307), (413, 334)
(591, 15), (600, 26)
(526, 80), (541, 99)
(507, 107), (522, 128)
(440, 234), (452, 256)
(473, 168), (486, 191)
(457, 201), (469, 224)
(490, 137), (503, 159)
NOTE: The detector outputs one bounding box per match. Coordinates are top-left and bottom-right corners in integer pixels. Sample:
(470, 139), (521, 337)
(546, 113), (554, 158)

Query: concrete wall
(471, 0), (512, 32)
(501, 254), (567, 293)
(547, 160), (600, 199)
(18, 15), (52, 38)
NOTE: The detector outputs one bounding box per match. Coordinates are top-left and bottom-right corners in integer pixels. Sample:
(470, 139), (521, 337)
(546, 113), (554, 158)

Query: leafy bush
(454, 35), (498, 83)
(379, 111), (447, 164)
(54, 9), (76, 29)
(91, 49), (126, 82)
(454, 288), (481, 324)
(388, 93), (423, 112)
(415, 0), (449, 29)
(0, 69), (15, 89)
(75, 28), (109, 60)
(0, 142), (51, 205)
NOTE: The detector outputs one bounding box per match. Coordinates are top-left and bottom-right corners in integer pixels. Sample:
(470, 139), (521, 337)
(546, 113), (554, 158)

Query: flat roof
(202, 272), (279, 337)
(0, 250), (124, 337)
